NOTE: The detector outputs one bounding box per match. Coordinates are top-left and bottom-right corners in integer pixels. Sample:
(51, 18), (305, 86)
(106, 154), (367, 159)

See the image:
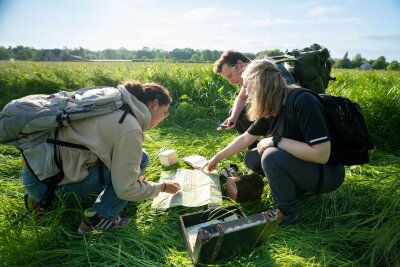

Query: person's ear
(236, 60), (247, 74)
(236, 60), (245, 69)
(150, 99), (160, 110)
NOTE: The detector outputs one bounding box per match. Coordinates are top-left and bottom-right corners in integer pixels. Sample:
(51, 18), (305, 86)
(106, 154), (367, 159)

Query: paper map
(182, 155), (208, 169)
(151, 169), (222, 210)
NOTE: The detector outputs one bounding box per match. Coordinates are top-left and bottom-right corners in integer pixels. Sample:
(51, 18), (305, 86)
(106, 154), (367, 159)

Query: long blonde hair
(243, 58), (296, 121)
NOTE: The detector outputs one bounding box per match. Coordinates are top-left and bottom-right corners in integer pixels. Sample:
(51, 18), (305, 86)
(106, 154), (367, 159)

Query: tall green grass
(1, 62), (399, 153)
(327, 69), (400, 154)
(0, 62), (399, 266)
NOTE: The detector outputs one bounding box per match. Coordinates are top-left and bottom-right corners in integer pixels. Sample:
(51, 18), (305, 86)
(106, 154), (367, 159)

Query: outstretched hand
(163, 181), (181, 194)
(201, 156), (221, 172)
(222, 117), (236, 130)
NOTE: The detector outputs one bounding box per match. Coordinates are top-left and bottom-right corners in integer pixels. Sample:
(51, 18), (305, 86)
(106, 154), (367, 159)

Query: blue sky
(1, 0), (399, 61)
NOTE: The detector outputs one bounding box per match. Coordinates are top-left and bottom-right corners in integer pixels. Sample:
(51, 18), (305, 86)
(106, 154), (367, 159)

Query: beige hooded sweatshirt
(56, 85), (162, 201)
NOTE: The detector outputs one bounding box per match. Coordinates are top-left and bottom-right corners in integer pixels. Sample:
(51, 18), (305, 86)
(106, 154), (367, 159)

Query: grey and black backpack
(0, 86), (127, 209)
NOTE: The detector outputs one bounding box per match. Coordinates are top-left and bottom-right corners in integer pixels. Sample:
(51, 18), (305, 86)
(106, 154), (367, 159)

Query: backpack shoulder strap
(119, 104), (136, 124)
(270, 88), (309, 136)
(271, 55), (297, 64)
(286, 88), (321, 115)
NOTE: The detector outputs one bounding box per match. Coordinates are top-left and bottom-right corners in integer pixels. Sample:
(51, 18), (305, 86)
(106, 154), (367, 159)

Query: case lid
(180, 207), (282, 265)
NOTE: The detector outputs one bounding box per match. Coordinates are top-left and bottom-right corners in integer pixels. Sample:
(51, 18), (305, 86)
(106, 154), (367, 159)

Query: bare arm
(202, 132), (259, 171)
(257, 137), (331, 164)
(223, 86), (248, 129)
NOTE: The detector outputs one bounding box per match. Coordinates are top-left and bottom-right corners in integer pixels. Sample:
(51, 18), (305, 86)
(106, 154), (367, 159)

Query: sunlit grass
(0, 62), (399, 266)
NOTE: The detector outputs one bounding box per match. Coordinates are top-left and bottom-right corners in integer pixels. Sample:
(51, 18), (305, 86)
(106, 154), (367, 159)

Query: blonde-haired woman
(203, 58), (344, 222)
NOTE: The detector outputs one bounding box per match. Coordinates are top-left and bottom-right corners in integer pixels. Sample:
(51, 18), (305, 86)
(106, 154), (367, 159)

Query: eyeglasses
(225, 65), (240, 80)
(163, 109), (169, 119)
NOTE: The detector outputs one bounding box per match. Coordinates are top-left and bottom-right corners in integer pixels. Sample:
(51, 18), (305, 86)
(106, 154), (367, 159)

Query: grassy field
(0, 61), (399, 266)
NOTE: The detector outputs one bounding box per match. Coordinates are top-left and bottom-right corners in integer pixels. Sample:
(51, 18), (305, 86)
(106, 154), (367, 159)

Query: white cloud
(308, 6), (342, 17)
(155, 18), (176, 24)
(232, 11), (243, 16)
(335, 17), (367, 24)
(248, 18), (301, 27)
(297, 1), (323, 9)
(183, 7), (219, 20)
(212, 23), (235, 29)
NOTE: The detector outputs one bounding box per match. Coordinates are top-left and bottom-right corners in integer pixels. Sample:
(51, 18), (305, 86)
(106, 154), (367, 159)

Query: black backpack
(273, 44), (336, 94)
(287, 89), (374, 166)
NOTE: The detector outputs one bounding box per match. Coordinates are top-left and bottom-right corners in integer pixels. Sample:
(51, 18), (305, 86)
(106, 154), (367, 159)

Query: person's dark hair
(122, 80), (172, 106)
(213, 50), (251, 74)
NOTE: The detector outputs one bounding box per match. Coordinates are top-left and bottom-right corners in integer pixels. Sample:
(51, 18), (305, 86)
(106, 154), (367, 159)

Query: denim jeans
(22, 150), (149, 219)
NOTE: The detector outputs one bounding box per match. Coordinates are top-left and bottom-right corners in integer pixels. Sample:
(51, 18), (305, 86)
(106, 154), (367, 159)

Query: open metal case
(179, 207), (282, 265)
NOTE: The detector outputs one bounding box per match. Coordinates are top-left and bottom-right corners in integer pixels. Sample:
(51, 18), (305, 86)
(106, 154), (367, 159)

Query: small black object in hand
(217, 122), (234, 131)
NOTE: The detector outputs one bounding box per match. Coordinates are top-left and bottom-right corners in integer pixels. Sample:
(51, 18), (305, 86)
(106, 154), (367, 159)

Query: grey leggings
(244, 148), (345, 216)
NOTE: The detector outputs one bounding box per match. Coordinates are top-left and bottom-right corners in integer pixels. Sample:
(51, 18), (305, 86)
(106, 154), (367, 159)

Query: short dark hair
(213, 50), (251, 73)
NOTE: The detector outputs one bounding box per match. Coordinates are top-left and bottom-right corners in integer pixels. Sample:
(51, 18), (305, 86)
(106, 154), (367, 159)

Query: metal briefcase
(179, 207), (282, 265)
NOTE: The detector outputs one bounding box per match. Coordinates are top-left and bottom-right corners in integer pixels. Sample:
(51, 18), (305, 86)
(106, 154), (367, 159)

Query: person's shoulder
(95, 110), (142, 131)
(254, 116), (269, 123)
(290, 89), (322, 112)
(293, 89), (320, 104)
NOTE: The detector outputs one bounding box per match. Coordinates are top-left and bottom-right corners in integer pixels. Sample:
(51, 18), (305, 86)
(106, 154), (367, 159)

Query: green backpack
(273, 44), (335, 94)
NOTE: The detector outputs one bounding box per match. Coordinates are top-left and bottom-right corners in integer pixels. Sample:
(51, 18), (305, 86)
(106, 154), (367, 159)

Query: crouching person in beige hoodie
(22, 80), (181, 234)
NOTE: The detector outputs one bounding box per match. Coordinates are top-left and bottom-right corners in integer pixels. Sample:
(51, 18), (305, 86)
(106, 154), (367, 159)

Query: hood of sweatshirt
(118, 84), (151, 131)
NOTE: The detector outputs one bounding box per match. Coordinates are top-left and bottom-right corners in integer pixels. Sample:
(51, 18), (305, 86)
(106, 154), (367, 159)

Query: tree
(154, 49), (167, 60)
(136, 48), (155, 59)
(116, 47), (130, 59)
(170, 48), (194, 61)
(387, 61), (399, 71)
(13, 45), (36, 60)
(341, 52), (352, 69)
(212, 50), (222, 61)
(372, 56), (387, 70)
(201, 49), (214, 62)
(0, 46), (12, 60)
(333, 52), (352, 69)
(351, 53), (364, 68)
(190, 53), (200, 62)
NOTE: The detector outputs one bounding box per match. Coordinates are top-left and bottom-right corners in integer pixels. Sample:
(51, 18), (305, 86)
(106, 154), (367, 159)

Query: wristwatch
(272, 135), (282, 148)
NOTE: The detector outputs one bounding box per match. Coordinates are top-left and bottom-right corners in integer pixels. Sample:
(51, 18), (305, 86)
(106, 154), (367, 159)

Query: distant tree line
(332, 52), (399, 70)
(0, 46), (398, 70)
(0, 45), (276, 62)
(0, 46), (229, 62)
